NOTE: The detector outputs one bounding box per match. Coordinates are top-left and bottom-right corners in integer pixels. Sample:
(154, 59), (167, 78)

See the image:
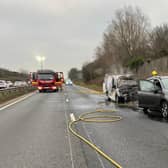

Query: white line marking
(66, 98), (70, 103)
(0, 92), (36, 111)
(70, 113), (76, 122)
(82, 123), (106, 168)
(64, 104), (75, 168)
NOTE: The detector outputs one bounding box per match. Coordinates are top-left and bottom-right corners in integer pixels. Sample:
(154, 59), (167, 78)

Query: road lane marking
(64, 104), (75, 168)
(0, 92), (36, 111)
(66, 98), (70, 103)
(70, 113), (76, 122)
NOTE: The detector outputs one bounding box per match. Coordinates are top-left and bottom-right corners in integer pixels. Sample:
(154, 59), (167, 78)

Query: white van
(103, 74), (137, 103)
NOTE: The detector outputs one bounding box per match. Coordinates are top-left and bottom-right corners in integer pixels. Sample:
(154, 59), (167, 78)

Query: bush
(127, 56), (144, 72)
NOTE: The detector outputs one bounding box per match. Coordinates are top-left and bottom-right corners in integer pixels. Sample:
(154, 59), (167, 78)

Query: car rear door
(138, 80), (161, 108)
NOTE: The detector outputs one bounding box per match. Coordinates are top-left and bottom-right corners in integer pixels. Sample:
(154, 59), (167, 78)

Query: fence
(137, 56), (168, 78)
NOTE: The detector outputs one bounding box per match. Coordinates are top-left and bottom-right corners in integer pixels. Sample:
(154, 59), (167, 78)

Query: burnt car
(103, 74), (138, 103)
(138, 76), (168, 118)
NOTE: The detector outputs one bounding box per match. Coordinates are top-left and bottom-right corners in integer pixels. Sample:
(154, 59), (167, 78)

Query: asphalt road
(0, 85), (168, 168)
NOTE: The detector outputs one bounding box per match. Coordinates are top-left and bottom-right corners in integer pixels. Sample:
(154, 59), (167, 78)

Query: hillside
(0, 68), (29, 81)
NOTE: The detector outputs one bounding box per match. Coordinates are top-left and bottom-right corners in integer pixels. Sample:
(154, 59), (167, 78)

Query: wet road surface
(66, 85), (168, 168)
(0, 85), (167, 168)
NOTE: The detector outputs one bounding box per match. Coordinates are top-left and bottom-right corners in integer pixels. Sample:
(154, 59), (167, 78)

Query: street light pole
(41, 60), (43, 70)
(36, 56), (46, 70)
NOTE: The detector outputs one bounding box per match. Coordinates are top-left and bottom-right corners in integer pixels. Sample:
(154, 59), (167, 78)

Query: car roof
(148, 76), (168, 80)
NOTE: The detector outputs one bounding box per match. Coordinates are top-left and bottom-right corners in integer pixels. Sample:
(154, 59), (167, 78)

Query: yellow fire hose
(69, 109), (123, 168)
(78, 89), (137, 109)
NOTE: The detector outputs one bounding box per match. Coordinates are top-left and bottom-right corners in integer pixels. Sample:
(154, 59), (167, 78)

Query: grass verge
(75, 81), (102, 92)
(0, 87), (36, 104)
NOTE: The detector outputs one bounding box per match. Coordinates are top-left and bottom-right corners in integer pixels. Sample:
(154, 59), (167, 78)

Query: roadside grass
(75, 81), (102, 92)
(0, 87), (36, 104)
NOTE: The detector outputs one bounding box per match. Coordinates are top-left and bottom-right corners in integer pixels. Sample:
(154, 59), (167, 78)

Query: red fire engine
(30, 70), (64, 92)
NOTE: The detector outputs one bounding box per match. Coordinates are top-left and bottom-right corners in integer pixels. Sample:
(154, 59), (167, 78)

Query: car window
(161, 78), (168, 90)
(153, 79), (162, 89)
(139, 80), (155, 92)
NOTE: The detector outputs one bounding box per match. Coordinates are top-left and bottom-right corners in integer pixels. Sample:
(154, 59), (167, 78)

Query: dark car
(138, 76), (168, 118)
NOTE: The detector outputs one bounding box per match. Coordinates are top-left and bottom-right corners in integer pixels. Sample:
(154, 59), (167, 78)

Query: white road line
(70, 113), (76, 122)
(82, 123), (106, 168)
(64, 104), (75, 168)
(66, 98), (70, 103)
(0, 92), (36, 111)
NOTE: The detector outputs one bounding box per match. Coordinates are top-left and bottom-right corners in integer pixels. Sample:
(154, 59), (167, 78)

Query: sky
(0, 0), (168, 76)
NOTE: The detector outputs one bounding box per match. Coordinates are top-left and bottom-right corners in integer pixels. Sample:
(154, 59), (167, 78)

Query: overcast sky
(0, 0), (167, 75)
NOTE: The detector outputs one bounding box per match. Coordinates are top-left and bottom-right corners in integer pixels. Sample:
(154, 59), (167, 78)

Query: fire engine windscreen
(37, 74), (54, 80)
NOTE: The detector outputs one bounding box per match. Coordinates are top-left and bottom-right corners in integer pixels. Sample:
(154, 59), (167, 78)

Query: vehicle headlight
(38, 86), (43, 90)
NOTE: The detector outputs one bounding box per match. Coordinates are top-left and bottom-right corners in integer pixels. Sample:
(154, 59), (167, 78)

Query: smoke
(108, 64), (132, 75)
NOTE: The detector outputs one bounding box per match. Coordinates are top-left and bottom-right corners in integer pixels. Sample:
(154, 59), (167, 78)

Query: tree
(70, 6), (168, 83)
(150, 24), (168, 58)
(82, 62), (94, 82)
(111, 6), (150, 67)
(68, 68), (81, 81)
(93, 6), (150, 74)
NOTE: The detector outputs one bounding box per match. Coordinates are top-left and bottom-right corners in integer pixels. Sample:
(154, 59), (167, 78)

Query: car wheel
(106, 91), (108, 96)
(107, 97), (111, 101)
(115, 94), (119, 103)
(106, 92), (111, 101)
(161, 101), (168, 118)
(143, 108), (148, 114)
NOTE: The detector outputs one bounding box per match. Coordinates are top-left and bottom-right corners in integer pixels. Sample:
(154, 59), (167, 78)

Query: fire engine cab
(30, 70), (64, 92)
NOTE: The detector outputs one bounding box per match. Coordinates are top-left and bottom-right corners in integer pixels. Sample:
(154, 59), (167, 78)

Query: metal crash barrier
(0, 86), (36, 103)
